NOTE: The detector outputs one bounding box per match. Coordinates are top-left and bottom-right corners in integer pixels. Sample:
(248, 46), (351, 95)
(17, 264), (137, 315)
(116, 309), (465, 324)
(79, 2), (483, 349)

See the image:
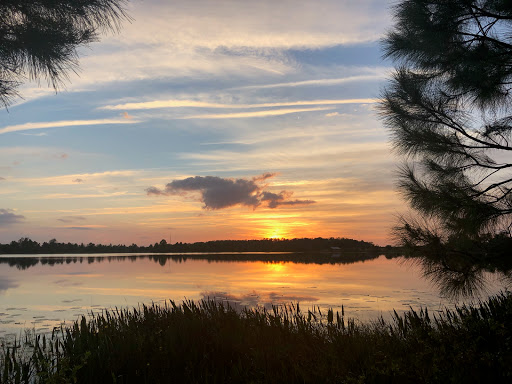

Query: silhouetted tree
(0, 0), (129, 108)
(380, 0), (512, 254)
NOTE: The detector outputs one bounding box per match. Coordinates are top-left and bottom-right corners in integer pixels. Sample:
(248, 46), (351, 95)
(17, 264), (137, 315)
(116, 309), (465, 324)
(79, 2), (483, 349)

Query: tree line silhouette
(0, 237), (403, 272)
(0, 236), (389, 255)
(0, 237), (394, 254)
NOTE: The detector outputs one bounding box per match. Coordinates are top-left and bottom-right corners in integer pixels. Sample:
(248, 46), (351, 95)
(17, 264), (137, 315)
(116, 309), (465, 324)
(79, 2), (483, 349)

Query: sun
(265, 227), (288, 239)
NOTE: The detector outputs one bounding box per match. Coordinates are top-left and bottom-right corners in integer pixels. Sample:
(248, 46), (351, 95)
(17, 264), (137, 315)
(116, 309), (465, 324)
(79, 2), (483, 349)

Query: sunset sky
(0, 0), (401, 246)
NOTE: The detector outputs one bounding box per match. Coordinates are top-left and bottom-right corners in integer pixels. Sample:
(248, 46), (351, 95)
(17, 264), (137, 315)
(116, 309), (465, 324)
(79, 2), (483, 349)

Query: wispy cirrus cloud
(57, 216), (87, 223)
(42, 192), (131, 199)
(15, 170), (140, 186)
(231, 75), (386, 90)
(180, 107), (333, 120)
(0, 119), (139, 135)
(19, 132), (48, 137)
(61, 225), (106, 230)
(101, 98), (377, 111)
(147, 174), (315, 210)
(108, 0), (390, 50)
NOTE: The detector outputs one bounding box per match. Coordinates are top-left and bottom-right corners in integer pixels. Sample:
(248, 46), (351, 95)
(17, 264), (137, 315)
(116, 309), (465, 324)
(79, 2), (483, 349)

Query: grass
(1, 294), (512, 383)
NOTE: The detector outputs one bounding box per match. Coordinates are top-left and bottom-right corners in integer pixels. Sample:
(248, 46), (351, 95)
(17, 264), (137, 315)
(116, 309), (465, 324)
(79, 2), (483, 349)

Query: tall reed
(1, 294), (511, 383)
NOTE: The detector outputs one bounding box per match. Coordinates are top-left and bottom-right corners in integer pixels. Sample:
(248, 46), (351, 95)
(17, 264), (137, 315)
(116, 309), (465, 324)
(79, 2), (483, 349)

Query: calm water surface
(0, 253), (507, 338)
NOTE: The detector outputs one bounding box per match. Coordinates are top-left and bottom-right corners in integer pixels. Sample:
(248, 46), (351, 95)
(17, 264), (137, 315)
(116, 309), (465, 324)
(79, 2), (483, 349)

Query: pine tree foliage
(0, 0), (129, 108)
(380, 0), (512, 250)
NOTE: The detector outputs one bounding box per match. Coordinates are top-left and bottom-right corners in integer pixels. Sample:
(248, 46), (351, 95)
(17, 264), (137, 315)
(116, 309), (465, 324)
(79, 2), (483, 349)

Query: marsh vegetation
(1, 294), (511, 383)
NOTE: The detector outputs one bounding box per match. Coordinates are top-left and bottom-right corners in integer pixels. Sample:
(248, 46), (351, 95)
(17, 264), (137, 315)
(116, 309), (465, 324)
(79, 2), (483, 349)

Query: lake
(0, 253), (508, 339)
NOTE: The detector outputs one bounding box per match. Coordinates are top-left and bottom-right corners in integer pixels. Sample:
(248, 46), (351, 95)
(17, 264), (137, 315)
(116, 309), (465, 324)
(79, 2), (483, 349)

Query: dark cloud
(253, 172), (276, 182)
(0, 177), (5, 181)
(170, 176), (260, 209)
(0, 209), (25, 226)
(58, 216), (87, 223)
(260, 191), (314, 208)
(146, 173), (315, 210)
(53, 279), (83, 287)
(146, 186), (163, 195)
(72, 178), (85, 183)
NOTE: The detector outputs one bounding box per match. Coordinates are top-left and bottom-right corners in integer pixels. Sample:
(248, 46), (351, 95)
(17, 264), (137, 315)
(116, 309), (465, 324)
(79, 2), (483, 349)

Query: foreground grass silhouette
(2, 294), (511, 383)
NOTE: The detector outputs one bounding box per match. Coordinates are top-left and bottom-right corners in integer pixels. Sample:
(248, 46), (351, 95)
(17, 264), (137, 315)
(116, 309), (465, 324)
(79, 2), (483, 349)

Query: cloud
(148, 176), (260, 209)
(9, 1), (391, 100)
(145, 186), (163, 195)
(42, 191), (129, 199)
(18, 170), (139, 186)
(181, 107), (332, 120)
(0, 209), (25, 226)
(0, 177), (5, 181)
(101, 98), (377, 111)
(0, 278), (18, 292)
(122, 111), (134, 120)
(65, 227), (96, 230)
(260, 191), (315, 208)
(107, 0), (390, 50)
(200, 290), (319, 310)
(325, 112), (341, 117)
(60, 225), (107, 230)
(253, 172), (276, 182)
(19, 132), (48, 137)
(0, 119), (139, 135)
(57, 216), (87, 223)
(147, 174), (315, 210)
(232, 75), (385, 90)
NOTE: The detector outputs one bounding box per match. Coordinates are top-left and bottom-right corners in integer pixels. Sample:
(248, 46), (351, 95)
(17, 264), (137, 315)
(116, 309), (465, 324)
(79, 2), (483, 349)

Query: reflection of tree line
(2, 251), (510, 300)
(3, 238), (509, 299)
(0, 237), (386, 255)
(0, 250), (393, 271)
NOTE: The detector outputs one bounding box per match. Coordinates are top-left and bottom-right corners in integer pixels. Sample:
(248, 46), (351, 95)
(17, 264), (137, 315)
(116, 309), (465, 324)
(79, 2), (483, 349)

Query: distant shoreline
(0, 236), (398, 255)
(0, 250), (402, 270)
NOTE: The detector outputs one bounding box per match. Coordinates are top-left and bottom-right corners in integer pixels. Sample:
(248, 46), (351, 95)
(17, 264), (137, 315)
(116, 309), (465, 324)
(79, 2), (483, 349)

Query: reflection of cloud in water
(0, 277), (18, 293)
(201, 290), (319, 310)
(54, 279), (84, 287)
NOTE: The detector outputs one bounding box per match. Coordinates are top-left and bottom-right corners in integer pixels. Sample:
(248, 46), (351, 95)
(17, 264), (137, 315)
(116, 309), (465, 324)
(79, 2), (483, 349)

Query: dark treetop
(380, 0), (512, 256)
(0, 0), (129, 108)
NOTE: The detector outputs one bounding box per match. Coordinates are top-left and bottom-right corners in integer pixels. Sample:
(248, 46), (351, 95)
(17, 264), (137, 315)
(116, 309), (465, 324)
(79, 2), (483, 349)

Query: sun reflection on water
(266, 262), (286, 273)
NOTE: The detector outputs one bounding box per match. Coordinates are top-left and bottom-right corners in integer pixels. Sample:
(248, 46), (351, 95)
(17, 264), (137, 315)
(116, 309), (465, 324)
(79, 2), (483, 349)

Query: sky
(0, 0), (402, 246)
